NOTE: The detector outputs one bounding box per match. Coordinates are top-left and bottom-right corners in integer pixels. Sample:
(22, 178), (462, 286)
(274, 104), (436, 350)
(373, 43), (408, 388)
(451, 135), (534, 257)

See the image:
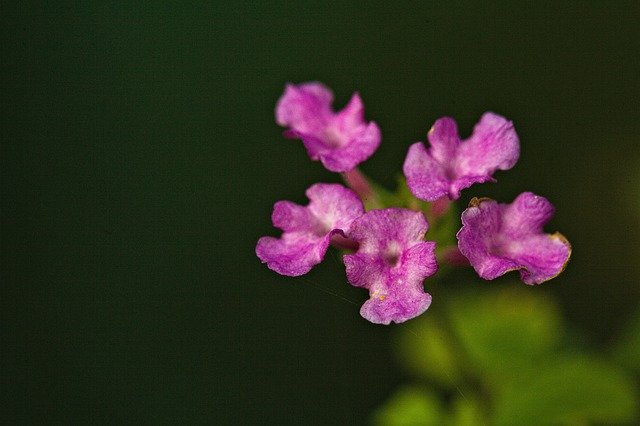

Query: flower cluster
(257, 82), (571, 325)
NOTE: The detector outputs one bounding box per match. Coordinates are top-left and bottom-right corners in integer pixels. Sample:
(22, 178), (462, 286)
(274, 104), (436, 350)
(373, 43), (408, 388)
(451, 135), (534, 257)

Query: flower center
(443, 163), (457, 181)
(384, 241), (402, 267)
(322, 126), (346, 149)
(490, 233), (516, 257)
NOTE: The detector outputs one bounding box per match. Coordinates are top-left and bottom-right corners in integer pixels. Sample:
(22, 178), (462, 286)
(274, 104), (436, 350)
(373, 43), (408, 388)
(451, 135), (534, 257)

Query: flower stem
(341, 167), (383, 209)
(430, 196), (452, 221)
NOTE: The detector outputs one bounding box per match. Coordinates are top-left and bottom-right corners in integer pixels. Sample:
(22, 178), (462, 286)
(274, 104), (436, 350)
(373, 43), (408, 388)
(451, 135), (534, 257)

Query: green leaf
(447, 287), (563, 382)
(395, 314), (463, 388)
(611, 304), (640, 373)
(371, 385), (444, 426)
(428, 203), (459, 256)
(492, 354), (639, 426)
(368, 174), (425, 210)
(446, 394), (486, 426)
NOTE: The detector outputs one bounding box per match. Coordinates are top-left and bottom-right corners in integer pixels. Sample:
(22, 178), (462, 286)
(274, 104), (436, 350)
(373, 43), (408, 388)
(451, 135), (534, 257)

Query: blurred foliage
(611, 305), (640, 374)
(371, 386), (443, 426)
(374, 286), (639, 426)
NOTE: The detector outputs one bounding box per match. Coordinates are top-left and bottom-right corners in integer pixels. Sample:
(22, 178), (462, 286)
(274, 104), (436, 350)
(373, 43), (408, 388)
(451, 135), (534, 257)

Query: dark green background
(2, 1), (639, 424)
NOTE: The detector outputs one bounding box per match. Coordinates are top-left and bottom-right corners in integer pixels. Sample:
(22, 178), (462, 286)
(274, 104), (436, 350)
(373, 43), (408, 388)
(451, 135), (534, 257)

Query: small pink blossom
(456, 192), (571, 285)
(344, 209), (437, 324)
(403, 112), (519, 201)
(276, 82), (381, 172)
(256, 183), (364, 276)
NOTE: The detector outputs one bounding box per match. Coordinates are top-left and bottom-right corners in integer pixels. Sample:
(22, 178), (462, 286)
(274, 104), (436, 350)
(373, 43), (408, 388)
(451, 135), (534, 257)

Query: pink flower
(276, 82), (381, 172)
(343, 209), (437, 324)
(256, 183), (364, 276)
(456, 192), (571, 285)
(403, 112), (519, 201)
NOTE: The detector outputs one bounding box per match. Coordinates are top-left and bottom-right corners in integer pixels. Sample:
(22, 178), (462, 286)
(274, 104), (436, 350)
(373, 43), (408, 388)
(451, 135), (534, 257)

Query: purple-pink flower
(275, 82), (381, 172)
(456, 192), (571, 285)
(259, 80), (574, 325)
(343, 209), (437, 324)
(403, 112), (520, 201)
(256, 183), (364, 276)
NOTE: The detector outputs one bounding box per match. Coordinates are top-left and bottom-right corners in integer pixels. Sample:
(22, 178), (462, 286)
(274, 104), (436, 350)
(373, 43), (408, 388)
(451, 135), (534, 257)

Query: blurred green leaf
(611, 304), (640, 373)
(447, 286), (563, 383)
(429, 204), (459, 259)
(492, 354), (639, 426)
(447, 394), (485, 426)
(365, 174), (409, 210)
(371, 385), (444, 426)
(392, 174), (425, 210)
(395, 314), (463, 388)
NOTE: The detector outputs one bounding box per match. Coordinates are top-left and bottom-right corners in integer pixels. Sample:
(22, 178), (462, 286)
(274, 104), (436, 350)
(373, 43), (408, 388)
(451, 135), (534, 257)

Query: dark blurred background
(2, 1), (639, 424)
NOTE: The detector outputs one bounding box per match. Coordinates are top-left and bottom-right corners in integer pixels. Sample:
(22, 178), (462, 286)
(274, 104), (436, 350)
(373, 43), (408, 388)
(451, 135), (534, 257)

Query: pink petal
(456, 194), (571, 285)
(455, 112), (520, 178)
(344, 209), (438, 324)
(404, 113), (520, 201)
(275, 82), (333, 135)
(501, 192), (556, 238)
(403, 142), (450, 201)
(256, 183), (364, 277)
(427, 117), (460, 165)
(256, 233), (332, 276)
(275, 82), (381, 172)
